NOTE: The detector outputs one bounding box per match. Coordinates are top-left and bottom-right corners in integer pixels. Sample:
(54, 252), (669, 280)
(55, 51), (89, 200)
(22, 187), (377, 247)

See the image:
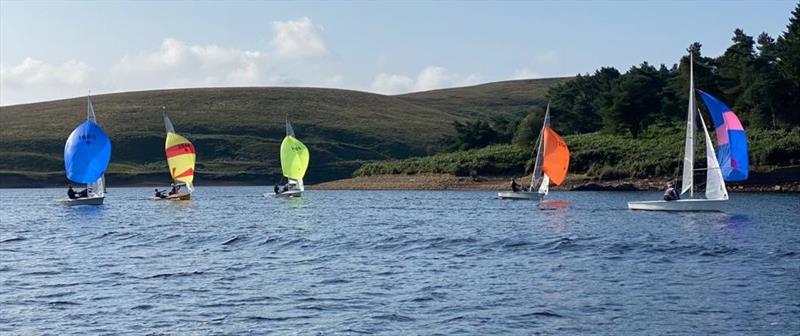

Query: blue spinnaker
(64, 120), (111, 184)
(697, 90), (749, 181)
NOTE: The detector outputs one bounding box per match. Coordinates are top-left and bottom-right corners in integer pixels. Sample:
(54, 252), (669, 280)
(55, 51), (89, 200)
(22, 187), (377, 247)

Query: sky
(0, 0), (796, 106)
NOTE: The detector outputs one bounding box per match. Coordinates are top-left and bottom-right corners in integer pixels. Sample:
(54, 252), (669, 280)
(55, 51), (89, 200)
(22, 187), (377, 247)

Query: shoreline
(2, 172), (798, 192)
(311, 173), (800, 193)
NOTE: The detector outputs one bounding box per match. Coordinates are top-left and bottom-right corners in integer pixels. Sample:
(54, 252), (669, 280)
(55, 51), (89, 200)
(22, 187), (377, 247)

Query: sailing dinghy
(267, 118), (309, 198)
(628, 52), (749, 211)
(59, 95), (111, 205)
(498, 104), (570, 200)
(152, 113), (196, 201)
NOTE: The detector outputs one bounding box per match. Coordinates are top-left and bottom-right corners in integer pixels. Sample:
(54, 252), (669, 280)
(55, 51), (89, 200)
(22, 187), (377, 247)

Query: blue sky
(0, 0), (796, 105)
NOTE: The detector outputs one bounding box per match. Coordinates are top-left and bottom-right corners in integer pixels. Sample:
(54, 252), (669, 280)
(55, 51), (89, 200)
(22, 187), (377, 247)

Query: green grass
(0, 79), (564, 184)
(355, 127), (800, 180)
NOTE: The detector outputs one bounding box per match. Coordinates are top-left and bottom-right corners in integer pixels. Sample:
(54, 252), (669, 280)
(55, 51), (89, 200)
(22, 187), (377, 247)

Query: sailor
(511, 178), (520, 192)
(169, 182), (179, 196)
(67, 185), (77, 199)
(663, 183), (680, 201)
(77, 187), (89, 198)
(274, 184), (281, 194)
(154, 188), (166, 198)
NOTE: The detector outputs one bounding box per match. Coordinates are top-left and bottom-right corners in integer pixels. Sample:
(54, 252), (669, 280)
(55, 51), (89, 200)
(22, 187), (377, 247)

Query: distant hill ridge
(0, 77), (571, 187)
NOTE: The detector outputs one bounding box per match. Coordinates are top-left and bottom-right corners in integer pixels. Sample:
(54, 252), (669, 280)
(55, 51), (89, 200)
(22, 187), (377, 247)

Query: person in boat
(274, 184), (281, 194)
(154, 188), (167, 199)
(168, 182), (181, 196)
(663, 183), (680, 201)
(511, 178), (520, 192)
(67, 185), (77, 199)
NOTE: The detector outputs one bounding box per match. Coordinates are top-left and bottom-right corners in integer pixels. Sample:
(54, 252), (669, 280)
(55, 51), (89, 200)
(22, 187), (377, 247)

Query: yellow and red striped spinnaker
(165, 132), (195, 185)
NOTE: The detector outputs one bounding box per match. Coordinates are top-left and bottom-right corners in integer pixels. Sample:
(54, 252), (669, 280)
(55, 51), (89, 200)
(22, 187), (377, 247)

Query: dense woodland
(448, 3), (800, 150)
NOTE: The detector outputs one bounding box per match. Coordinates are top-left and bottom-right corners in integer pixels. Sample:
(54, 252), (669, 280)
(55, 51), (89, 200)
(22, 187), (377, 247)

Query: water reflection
(280, 196), (309, 208)
(539, 199), (571, 211)
(539, 199), (571, 233)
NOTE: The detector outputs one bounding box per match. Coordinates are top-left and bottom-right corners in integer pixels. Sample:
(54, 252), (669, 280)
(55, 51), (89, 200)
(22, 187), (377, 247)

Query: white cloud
(512, 50), (560, 80)
(110, 38), (267, 89)
(371, 73), (414, 94)
(511, 68), (543, 80)
(371, 66), (479, 94)
(272, 17), (329, 58)
(0, 58), (92, 105)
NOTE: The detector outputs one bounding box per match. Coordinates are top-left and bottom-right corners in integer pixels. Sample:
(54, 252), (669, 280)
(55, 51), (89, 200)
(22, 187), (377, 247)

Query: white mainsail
(529, 104), (550, 192)
(87, 95), (104, 197)
(283, 118), (306, 192)
(538, 175), (550, 195)
(681, 53), (695, 197)
(698, 112), (728, 200)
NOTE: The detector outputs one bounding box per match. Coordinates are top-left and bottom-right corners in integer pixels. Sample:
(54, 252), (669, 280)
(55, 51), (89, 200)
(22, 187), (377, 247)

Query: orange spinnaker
(542, 127), (570, 185)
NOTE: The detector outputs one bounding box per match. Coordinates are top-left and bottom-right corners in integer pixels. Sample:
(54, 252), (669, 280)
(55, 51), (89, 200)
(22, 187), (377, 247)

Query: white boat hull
(628, 198), (727, 212)
(59, 196), (104, 206)
(497, 191), (545, 201)
(265, 190), (303, 198)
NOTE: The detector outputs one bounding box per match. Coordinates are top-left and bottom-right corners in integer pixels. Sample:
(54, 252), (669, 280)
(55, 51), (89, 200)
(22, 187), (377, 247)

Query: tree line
(449, 3), (800, 149)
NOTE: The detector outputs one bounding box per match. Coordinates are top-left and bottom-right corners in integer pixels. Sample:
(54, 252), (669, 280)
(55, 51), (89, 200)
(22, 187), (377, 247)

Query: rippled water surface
(1, 188), (798, 335)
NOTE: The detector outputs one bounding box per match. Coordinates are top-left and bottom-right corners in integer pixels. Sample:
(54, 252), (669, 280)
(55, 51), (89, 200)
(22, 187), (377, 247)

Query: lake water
(1, 188), (798, 335)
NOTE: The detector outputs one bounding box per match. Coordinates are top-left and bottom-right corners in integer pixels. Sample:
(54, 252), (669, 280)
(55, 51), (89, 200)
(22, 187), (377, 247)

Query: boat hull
(150, 192), (191, 201)
(497, 191), (545, 201)
(627, 199), (727, 212)
(59, 196), (104, 206)
(265, 190), (303, 198)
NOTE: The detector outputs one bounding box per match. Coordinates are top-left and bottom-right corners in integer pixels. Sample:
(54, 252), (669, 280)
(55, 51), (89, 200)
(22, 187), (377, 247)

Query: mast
(529, 104), (549, 190)
(681, 52), (695, 198)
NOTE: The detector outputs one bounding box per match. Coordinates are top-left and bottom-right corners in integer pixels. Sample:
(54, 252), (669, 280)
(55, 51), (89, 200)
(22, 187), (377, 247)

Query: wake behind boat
(628, 51), (749, 212)
(59, 95), (111, 206)
(498, 104), (569, 201)
(151, 112), (196, 201)
(266, 118), (310, 198)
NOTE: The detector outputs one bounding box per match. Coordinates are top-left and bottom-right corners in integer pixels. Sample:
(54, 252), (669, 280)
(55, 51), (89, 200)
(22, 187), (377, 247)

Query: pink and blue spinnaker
(697, 90), (748, 181)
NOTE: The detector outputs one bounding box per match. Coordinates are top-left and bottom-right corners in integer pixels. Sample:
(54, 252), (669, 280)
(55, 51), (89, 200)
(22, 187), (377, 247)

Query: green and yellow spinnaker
(280, 135), (309, 181)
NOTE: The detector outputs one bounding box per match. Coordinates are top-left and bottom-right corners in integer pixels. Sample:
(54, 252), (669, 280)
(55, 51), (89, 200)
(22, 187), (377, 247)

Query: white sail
(698, 112), (728, 200)
(164, 113), (175, 133)
(681, 53), (695, 197)
(87, 175), (105, 198)
(529, 104), (550, 190)
(87, 95), (104, 198)
(87, 95), (97, 122)
(538, 174), (550, 195)
(296, 179), (305, 192)
(286, 117), (295, 137)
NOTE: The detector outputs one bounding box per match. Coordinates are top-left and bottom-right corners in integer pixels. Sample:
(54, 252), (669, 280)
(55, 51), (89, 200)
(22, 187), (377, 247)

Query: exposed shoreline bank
(312, 173), (800, 192)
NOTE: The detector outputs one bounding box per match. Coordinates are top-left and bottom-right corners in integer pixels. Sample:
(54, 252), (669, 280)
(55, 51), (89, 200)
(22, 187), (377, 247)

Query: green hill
(0, 78), (569, 187)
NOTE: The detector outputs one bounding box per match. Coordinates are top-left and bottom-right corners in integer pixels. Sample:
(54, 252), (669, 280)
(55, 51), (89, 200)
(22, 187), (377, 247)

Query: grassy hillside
(354, 127), (800, 182)
(0, 79), (565, 187)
